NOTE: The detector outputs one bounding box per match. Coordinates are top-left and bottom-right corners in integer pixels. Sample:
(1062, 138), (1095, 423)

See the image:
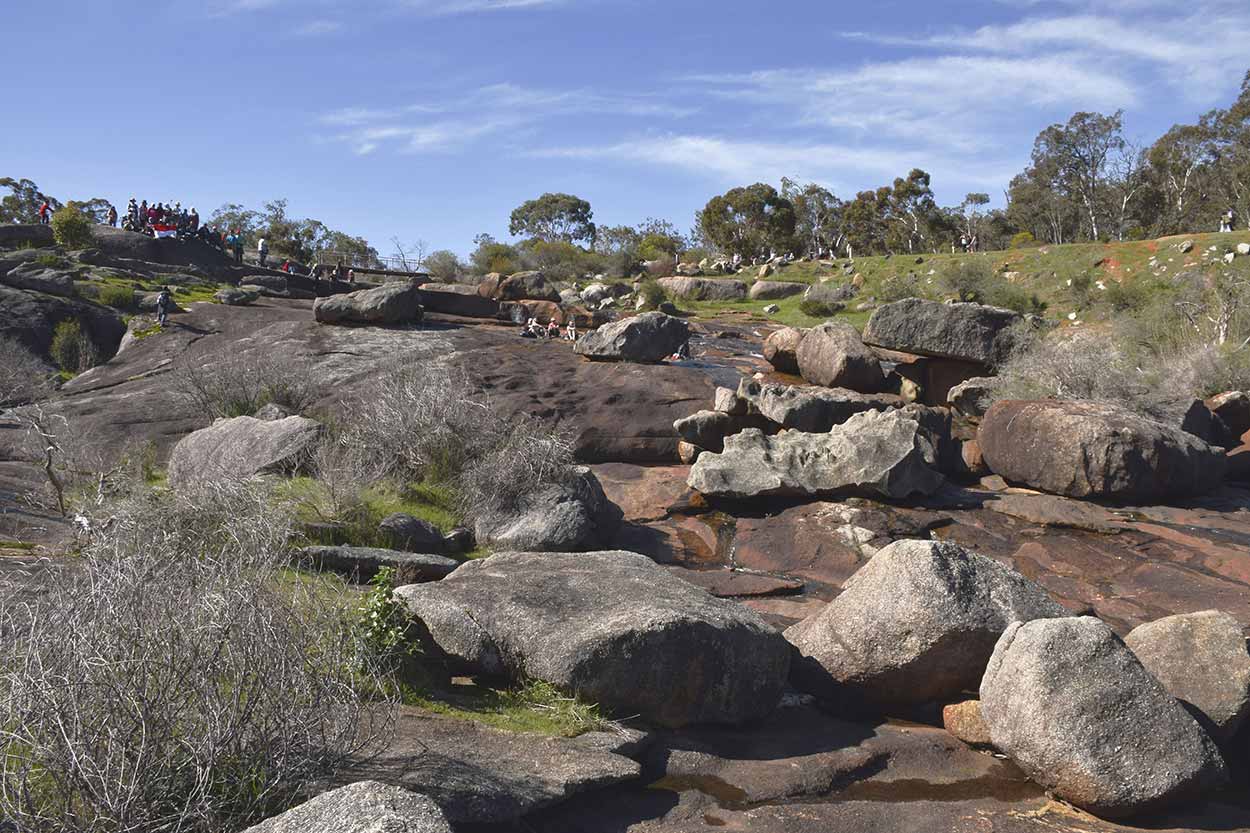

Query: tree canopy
(508, 193), (596, 244)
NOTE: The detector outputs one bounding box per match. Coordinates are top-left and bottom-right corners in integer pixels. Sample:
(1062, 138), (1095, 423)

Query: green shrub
(34, 253), (66, 269)
(50, 205), (94, 249)
(1009, 231), (1037, 249)
(49, 319), (97, 374)
(1068, 272), (1094, 310)
(877, 272), (924, 303)
(1104, 279), (1153, 313)
(96, 283), (136, 310)
(798, 298), (844, 318)
(939, 260), (1045, 315)
(470, 240), (521, 276)
(638, 279), (668, 310)
(422, 249), (463, 282)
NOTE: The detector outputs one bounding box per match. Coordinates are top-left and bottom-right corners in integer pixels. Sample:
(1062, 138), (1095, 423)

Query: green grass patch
(96, 283), (136, 310)
(279, 476), (464, 548)
(640, 229), (1250, 331)
(409, 678), (611, 738)
(0, 540), (37, 552)
(33, 254), (67, 269)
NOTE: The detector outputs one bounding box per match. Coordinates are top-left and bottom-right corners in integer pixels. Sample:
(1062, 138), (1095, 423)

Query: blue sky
(4, 0), (1248, 257)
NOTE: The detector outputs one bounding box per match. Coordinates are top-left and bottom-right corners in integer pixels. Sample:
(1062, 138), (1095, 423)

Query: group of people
(521, 316), (577, 341)
(121, 198), (200, 238)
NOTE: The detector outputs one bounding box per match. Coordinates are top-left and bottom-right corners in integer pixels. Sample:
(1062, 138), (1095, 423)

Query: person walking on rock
(156, 286), (172, 328)
(257, 237), (269, 268)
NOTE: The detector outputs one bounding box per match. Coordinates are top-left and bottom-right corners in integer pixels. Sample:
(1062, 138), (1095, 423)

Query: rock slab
(688, 410), (943, 501)
(796, 320), (885, 392)
(574, 312), (689, 363)
(167, 415), (322, 490)
(978, 399), (1226, 501)
(863, 299), (1021, 366)
(314, 281), (425, 325)
(472, 466), (623, 552)
(396, 550), (790, 727)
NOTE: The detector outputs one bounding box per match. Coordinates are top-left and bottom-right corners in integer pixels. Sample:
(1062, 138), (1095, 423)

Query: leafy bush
(423, 249), (463, 282)
(637, 278), (668, 310)
(469, 239), (521, 276)
(939, 260), (1045, 315)
(0, 482), (385, 833)
(34, 253), (66, 269)
(1104, 278), (1154, 313)
(520, 239), (603, 282)
(799, 298), (845, 318)
(49, 318), (97, 374)
(95, 282), (136, 309)
(1009, 231), (1037, 249)
(173, 351), (318, 419)
(49, 205), (94, 249)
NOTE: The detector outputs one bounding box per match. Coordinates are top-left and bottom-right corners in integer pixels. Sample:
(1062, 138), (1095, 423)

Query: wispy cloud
(319, 81), (696, 155)
(293, 18), (343, 36)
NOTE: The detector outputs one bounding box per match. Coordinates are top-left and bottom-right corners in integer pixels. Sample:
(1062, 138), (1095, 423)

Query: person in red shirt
(38, 201), (51, 225)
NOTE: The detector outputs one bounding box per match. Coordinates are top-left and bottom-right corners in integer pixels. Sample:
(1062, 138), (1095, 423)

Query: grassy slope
(667, 230), (1250, 330)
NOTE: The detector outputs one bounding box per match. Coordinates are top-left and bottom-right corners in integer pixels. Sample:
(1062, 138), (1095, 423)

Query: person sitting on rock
(565, 319), (578, 341)
(523, 317), (543, 338)
(546, 318), (560, 339)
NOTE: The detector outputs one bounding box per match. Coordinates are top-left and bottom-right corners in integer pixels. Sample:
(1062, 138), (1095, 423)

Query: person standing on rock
(257, 237), (269, 268)
(106, 205), (118, 227)
(1221, 209), (1235, 233)
(38, 200), (51, 225)
(231, 230), (244, 264)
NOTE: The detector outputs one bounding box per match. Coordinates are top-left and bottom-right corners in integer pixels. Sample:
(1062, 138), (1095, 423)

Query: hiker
(280, 260), (291, 274)
(257, 237), (269, 267)
(347, 268), (355, 283)
(156, 286), (172, 327)
(106, 205), (118, 227)
(546, 318), (560, 339)
(565, 319), (578, 341)
(38, 201), (51, 224)
(231, 230), (244, 263)
(1221, 209), (1235, 233)
(188, 207), (199, 232)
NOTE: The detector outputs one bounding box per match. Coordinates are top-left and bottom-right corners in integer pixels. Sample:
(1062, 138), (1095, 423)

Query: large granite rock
(166, 414), (322, 490)
(241, 781), (452, 833)
(1, 262), (77, 296)
(395, 550), (790, 727)
(472, 466), (623, 552)
(671, 409), (768, 454)
(1124, 610), (1250, 745)
(419, 283), (500, 318)
(0, 285), (126, 365)
(574, 312), (689, 363)
(687, 410), (943, 500)
(784, 540), (1068, 709)
(343, 709), (641, 824)
(295, 546), (459, 585)
(379, 513), (447, 553)
(749, 280), (807, 300)
(656, 276), (747, 301)
(496, 271), (560, 302)
(795, 320), (885, 392)
(762, 327), (806, 374)
(863, 299), (1021, 366)
(981, 616), (1229, 819)
(314, 281), (424, 325)
(736, 379), (900, 433)
(803, 281), (857, 305)
(978, 400), (1226, 501)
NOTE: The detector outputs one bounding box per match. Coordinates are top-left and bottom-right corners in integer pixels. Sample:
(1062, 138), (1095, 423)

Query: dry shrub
(330, 362), (574, 521)
(0, 335), (53, 408)
(173, 350), (319, 419)
(0, 482), (386, 833)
